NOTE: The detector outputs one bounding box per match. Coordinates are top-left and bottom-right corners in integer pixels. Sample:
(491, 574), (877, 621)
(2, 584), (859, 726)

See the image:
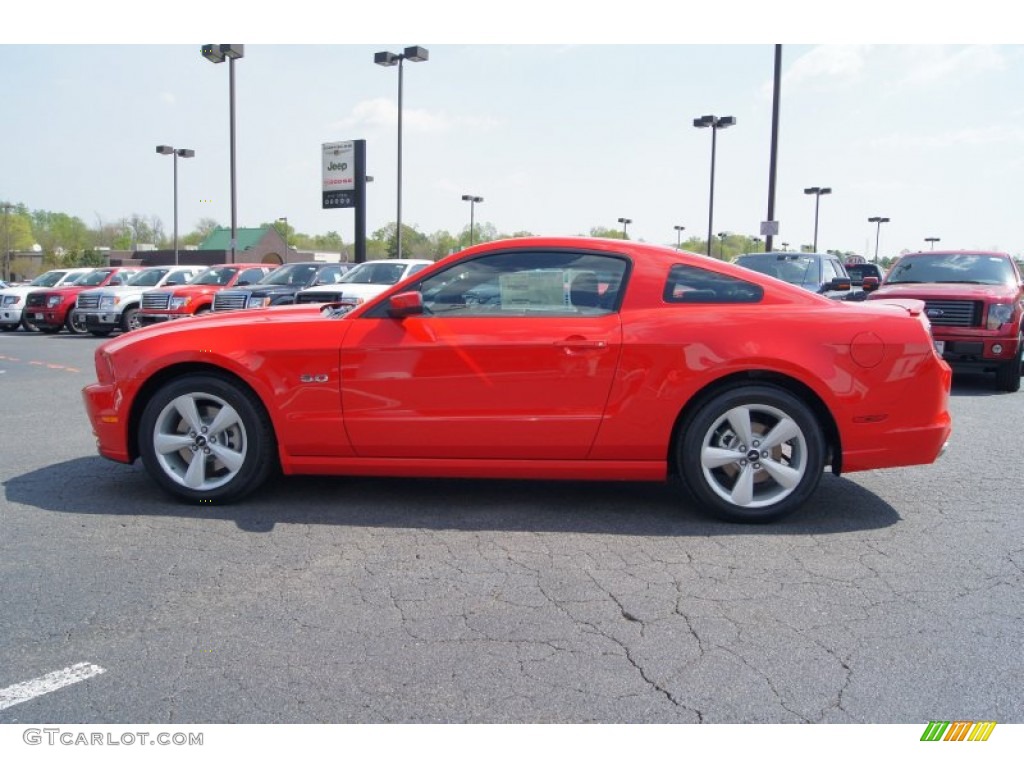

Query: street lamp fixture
(693, 114), (736, 256)
(461, 195), (484, 246)
(674, 225), (686, 250)
(925, 236), (940, 250)
(201, 44), (244, 263)
(374, 45), (429, 259)
(156, 145), (195, 265)
(868, 216), (890, 263)
(803, 186), (832, 252)
(751, 236), (763, 252)
(717, 231), (729, 260)
(617, 217), (632, 239)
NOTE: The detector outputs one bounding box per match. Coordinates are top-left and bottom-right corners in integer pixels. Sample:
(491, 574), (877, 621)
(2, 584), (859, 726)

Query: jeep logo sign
(323, 141), (356, 208)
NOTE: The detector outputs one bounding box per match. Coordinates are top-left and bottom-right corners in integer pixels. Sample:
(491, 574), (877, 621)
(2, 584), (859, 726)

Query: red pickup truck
(137, 264), (273, 327)
(866, 250), (1023, 391)
(23, 267), (140, 334)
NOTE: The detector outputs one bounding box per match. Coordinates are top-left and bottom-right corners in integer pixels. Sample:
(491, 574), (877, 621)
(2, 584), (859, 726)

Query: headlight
(169, 296), (191, 310)
(47, 295), (62, 308)
(99, 295), (117, 309)
(247, 296), (273, 308)
(987, 303), (1013, 330)
(3, 295), (21, 307)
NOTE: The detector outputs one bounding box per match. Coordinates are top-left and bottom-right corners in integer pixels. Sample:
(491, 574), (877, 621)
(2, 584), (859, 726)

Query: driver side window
(413, 251), (628, 317)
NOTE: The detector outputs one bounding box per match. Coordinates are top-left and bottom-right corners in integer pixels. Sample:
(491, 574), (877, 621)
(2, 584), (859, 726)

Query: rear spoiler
(868, 298), (925, 316)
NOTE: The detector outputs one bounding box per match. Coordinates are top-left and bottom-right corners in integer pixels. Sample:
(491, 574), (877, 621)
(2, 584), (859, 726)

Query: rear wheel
(994, 332), (1022, 393)
(138, 374), (277, 504)
(678, 385), (826, 524)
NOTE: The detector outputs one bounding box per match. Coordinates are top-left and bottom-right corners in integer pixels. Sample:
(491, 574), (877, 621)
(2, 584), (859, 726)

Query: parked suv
(0, 268), (93, 331)
(212, 262), (354, 312)
(867, 250), (1024, 392)
(75, 265), (203, 336)
(138, 263), (272, 327)
(294, 259), (432, 307)
(24, 267), (139, 334)
(734, 252), (853, 299)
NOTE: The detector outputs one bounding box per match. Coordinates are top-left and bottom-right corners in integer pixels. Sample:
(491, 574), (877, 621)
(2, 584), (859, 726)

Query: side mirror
(827, 278), (852, 292)
(387, 291), (425, 318)
(862, 276), (880, 292)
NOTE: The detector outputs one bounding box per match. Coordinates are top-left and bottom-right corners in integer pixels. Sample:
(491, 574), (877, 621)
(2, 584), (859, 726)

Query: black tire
(21, 316), (40, 332)
(66, 311), (87, 334)
(121, 307), (140, 333)
(0, 323), (17, 332)
(994, 332), (1022, 393)
(678, 384), (826, 524)
(138, 374), (277, 504)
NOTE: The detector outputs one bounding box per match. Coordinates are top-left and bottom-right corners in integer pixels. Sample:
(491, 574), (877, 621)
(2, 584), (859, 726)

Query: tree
(30, 210), (91, 255)
(588, 226), (626, 240)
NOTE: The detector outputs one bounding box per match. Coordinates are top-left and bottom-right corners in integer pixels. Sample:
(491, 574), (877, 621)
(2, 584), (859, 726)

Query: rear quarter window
(664, 264), (764, 304)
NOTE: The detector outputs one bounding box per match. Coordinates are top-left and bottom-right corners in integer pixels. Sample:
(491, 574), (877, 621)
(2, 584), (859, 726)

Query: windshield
(191, 267), (238, 286)
(258, 264), (319, 287)
(736, 254), (818, 285)
(846, 265), (881, 281)
(126, 268), (170, 287)
(74, 270), (113, 287)
(30, 271), (68, 287)
(338, 262), (409, 285)
(886, 253), (1016, 285)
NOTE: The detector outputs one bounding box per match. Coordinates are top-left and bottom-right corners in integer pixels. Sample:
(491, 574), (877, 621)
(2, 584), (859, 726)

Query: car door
(339, 248), (628, 460)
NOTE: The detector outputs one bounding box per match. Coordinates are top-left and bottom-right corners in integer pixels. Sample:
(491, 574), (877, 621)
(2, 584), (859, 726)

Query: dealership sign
(322, 141), (357, 209)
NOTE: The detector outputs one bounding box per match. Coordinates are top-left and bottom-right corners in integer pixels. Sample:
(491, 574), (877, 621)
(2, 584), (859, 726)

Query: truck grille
(77, 294), (100, 309)
(924, 300), (981, 328)
(26, 294), (47, 308)
(296, 290), (343, 304)
(142, 293), (171, 310)
(213, 291), (249, 311)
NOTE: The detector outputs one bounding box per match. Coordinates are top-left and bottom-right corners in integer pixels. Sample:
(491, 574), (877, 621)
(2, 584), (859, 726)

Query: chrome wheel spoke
(724, 406), (754, 447)
(154, 432), (193, 455)
(209, 443), (245, 472)
(729, 465), (755, 506)
(761, 458), (802, 489)
(760, 417), (800, 451)
(702, 445), (741, 469)
(207, 404), (241, 437)
(171, 395), (204, 434)
(183, 450), (208, 488)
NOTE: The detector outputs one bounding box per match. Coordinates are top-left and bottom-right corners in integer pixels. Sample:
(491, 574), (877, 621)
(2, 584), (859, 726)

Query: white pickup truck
(73, 265), (202, 336)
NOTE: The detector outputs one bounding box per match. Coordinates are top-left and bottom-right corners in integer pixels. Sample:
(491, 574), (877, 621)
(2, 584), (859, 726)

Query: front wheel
(138, 374), (277, 503)
(994, 332), (1022, 393)
(21, 316), (40, 332)
(66, 311), (87, 334)
(120, 307), (140, 332)
(678, 385), (826, 524)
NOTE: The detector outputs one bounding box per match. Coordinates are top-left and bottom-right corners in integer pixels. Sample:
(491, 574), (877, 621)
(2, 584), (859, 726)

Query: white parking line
(0, 662), (106, 711)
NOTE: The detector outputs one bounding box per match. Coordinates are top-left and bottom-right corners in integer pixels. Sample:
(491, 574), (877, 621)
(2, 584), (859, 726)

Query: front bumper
(80, 311), (123, 333)
(933, 330), (1020, 372)
(82, 381), (133, 463)
(1, 307), (24, 325)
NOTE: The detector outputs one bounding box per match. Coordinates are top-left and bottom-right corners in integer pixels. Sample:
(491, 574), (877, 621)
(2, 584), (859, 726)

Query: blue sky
(3, 3), (1022, 257)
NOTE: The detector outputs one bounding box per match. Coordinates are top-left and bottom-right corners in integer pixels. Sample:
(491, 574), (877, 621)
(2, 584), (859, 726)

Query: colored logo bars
(921, 721), (997, 742)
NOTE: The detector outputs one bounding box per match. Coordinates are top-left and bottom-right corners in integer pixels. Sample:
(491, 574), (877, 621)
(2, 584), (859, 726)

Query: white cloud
(332, 98), (501, 133)
(895, 45), (1006, 87)
(783, 45), (872, 93)
(869, 125), (1024, 150)
(160, 91), (176, 105)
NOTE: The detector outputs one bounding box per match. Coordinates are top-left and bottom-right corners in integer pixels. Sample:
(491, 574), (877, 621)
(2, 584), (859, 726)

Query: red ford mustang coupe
(82, 237), (952, 523)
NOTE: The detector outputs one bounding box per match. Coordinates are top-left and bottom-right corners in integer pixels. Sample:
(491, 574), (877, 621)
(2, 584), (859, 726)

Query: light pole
(693, 114), (736, 256)
(803, 186), (832, 252)
(868, 216), (890, 263)
(674, 225), (686, 250)
(277, 217), (289, 260)
(374, 45), (429, 259)
(201, 44), (244, 263)
(461, 195), (483, 246)
(751, 237), (763, 252)
(156, 145), (195, 265)
(617, 217), (632, 239)
(925, 237), (940, 250)
(1, 202), (12, 282)
(717, 232), (729, 260)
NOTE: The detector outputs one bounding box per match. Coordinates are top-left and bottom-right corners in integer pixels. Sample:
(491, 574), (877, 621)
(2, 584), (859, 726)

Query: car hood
(102, 303), (332, 349)
(871, 282), (1020, 301)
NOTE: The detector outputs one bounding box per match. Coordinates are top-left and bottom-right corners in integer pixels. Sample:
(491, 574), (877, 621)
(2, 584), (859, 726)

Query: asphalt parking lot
(1, 330), (1021, 724)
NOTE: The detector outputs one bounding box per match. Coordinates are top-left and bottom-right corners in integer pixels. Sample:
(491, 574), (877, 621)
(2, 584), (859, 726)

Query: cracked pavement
(1, 333), (1021, 723)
